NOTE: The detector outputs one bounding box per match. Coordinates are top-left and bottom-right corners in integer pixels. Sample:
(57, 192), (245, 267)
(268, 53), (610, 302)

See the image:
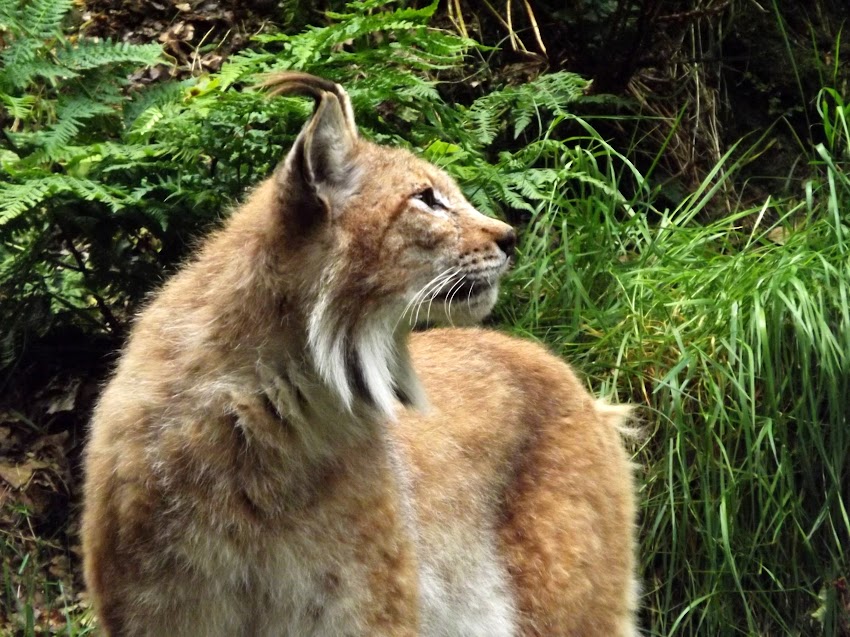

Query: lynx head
(261, 73), (515, 418)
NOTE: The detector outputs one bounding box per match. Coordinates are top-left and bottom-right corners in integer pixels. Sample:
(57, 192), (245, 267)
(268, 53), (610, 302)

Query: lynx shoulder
(82, 72), (639, 636)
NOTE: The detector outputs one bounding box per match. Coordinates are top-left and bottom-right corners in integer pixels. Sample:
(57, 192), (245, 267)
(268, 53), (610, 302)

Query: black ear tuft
(258, 72), (357, 133)
(261, 73), (360, 230)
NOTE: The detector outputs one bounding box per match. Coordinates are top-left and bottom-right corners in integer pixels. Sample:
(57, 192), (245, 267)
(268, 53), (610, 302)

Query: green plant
(0, 0), (164, 218)
(495, 91), (850, 635)
(0, 0), (593, 380)
(4, 1), (848, 635)
(0, 0), (165, 373)
(1, 504), (95, 635)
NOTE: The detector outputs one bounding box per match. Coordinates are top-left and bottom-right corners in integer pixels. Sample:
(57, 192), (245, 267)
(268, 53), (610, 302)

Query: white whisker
(425, 270), (460, 325)
(409, 269), (456, 324)
(443, 275), (468, 326)
(412, 267), (460, 327)
(396, 266), (457, 329)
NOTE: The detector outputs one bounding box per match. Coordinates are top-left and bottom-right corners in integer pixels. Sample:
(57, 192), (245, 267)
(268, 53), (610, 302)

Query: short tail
(595, 400), (643, 441)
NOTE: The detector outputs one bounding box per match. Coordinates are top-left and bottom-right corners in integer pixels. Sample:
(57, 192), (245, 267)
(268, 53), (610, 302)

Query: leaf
(53, 40), (164, 72)
(0, 458), (49, 489)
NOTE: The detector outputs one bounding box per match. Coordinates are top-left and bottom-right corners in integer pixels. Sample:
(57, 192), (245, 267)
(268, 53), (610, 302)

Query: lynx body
(82, 73), (639, 636)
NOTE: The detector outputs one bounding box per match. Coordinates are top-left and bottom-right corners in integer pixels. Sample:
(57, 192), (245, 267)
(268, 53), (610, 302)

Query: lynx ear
(298, 92), (358, 202)
(261, 72), (359, 218)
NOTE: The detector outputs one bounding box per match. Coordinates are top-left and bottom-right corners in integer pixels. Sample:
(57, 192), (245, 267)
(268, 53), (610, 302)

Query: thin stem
(58, 226), (123, 335)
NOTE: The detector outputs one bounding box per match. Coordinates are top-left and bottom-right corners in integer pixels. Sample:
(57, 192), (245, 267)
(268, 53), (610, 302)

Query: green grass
(3, 1), (849, 633)
(496, 95), (850, 636)
(1, 510), (94, 636)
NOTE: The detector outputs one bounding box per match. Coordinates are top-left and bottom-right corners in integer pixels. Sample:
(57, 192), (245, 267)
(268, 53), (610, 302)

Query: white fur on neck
(307, 295), (427, 421)
(356, 316), (428, 419)
(307, 304), (352, 409)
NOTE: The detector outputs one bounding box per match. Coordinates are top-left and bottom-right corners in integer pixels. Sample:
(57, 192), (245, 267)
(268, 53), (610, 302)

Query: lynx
(82, 72), (639, 636)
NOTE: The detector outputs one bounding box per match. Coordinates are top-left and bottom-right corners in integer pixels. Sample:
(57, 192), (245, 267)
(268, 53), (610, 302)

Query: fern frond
(1, 57), (78, 90)
(123, 80), (188, 127)
(54, 40), (164, 72)
(15, 0), (72, 39)
(0, 38), (60, 89)
(466, 71), (589, 145)
(252, 0), (462, 74)
(130, 106), (166, 137)
(0, 0), (15, 29)
(0, 149), (21, 168)
(0, 177), (62, 222)
(0, 8), (162, 92)
(57, 96), (116, 121)
(0, 37), (40, 68)
(0, 174), (126, 223)
(17, 141), (157, 167)
(217, 50), (277, 89)
(61, 175), (127, 210)
(18, 97), (117, 158)
(0, 93), (36, 121)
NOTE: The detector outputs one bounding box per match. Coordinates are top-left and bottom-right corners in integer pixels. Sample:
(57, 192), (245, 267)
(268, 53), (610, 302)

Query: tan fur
(82, 72), (638, 636)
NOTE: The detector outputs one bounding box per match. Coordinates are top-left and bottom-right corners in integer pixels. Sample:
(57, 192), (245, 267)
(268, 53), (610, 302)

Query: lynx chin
(82, 72), (640, 636)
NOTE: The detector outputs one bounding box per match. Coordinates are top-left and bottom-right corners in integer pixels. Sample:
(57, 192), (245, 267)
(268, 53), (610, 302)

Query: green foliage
(2, 1), (849, 635)
(0, 0), (161, 93)
(2, 498), (96, 634)
(496, 87), (850, 635)
(0, 0), (590, 373)
(0, 0), (166, 366)
(465, 72), (587, 143)
(817, 86), (850, 159)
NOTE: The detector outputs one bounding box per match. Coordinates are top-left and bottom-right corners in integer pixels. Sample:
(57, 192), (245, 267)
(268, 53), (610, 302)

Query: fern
(0, 175), (127, 223)
(16, 141), (160, 167)
(4, 0), (72, 40)
(0, 179), (56, 221)
(0, 0), (166, 160)
(465, 72), (589, 145)
(14, 97), (116, 157)
(1, 93), (36, 120)
(0, 0), (597, 385)
(54, 40), (163, 73)
(0, 0), (166, 360)
(0, 0), (163, 95)
(218, 0), (467, 90)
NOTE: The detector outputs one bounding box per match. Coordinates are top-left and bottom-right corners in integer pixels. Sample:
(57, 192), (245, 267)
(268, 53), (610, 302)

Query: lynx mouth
(434, 278), (492, 302)
(403, 263), (507, 326)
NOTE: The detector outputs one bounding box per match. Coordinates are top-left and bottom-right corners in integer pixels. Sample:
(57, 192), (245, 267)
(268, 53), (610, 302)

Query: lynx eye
(413, 187), (446, 211)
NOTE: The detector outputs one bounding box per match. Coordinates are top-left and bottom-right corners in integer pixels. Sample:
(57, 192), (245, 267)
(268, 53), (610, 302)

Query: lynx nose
(496, 228), (517, 259)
